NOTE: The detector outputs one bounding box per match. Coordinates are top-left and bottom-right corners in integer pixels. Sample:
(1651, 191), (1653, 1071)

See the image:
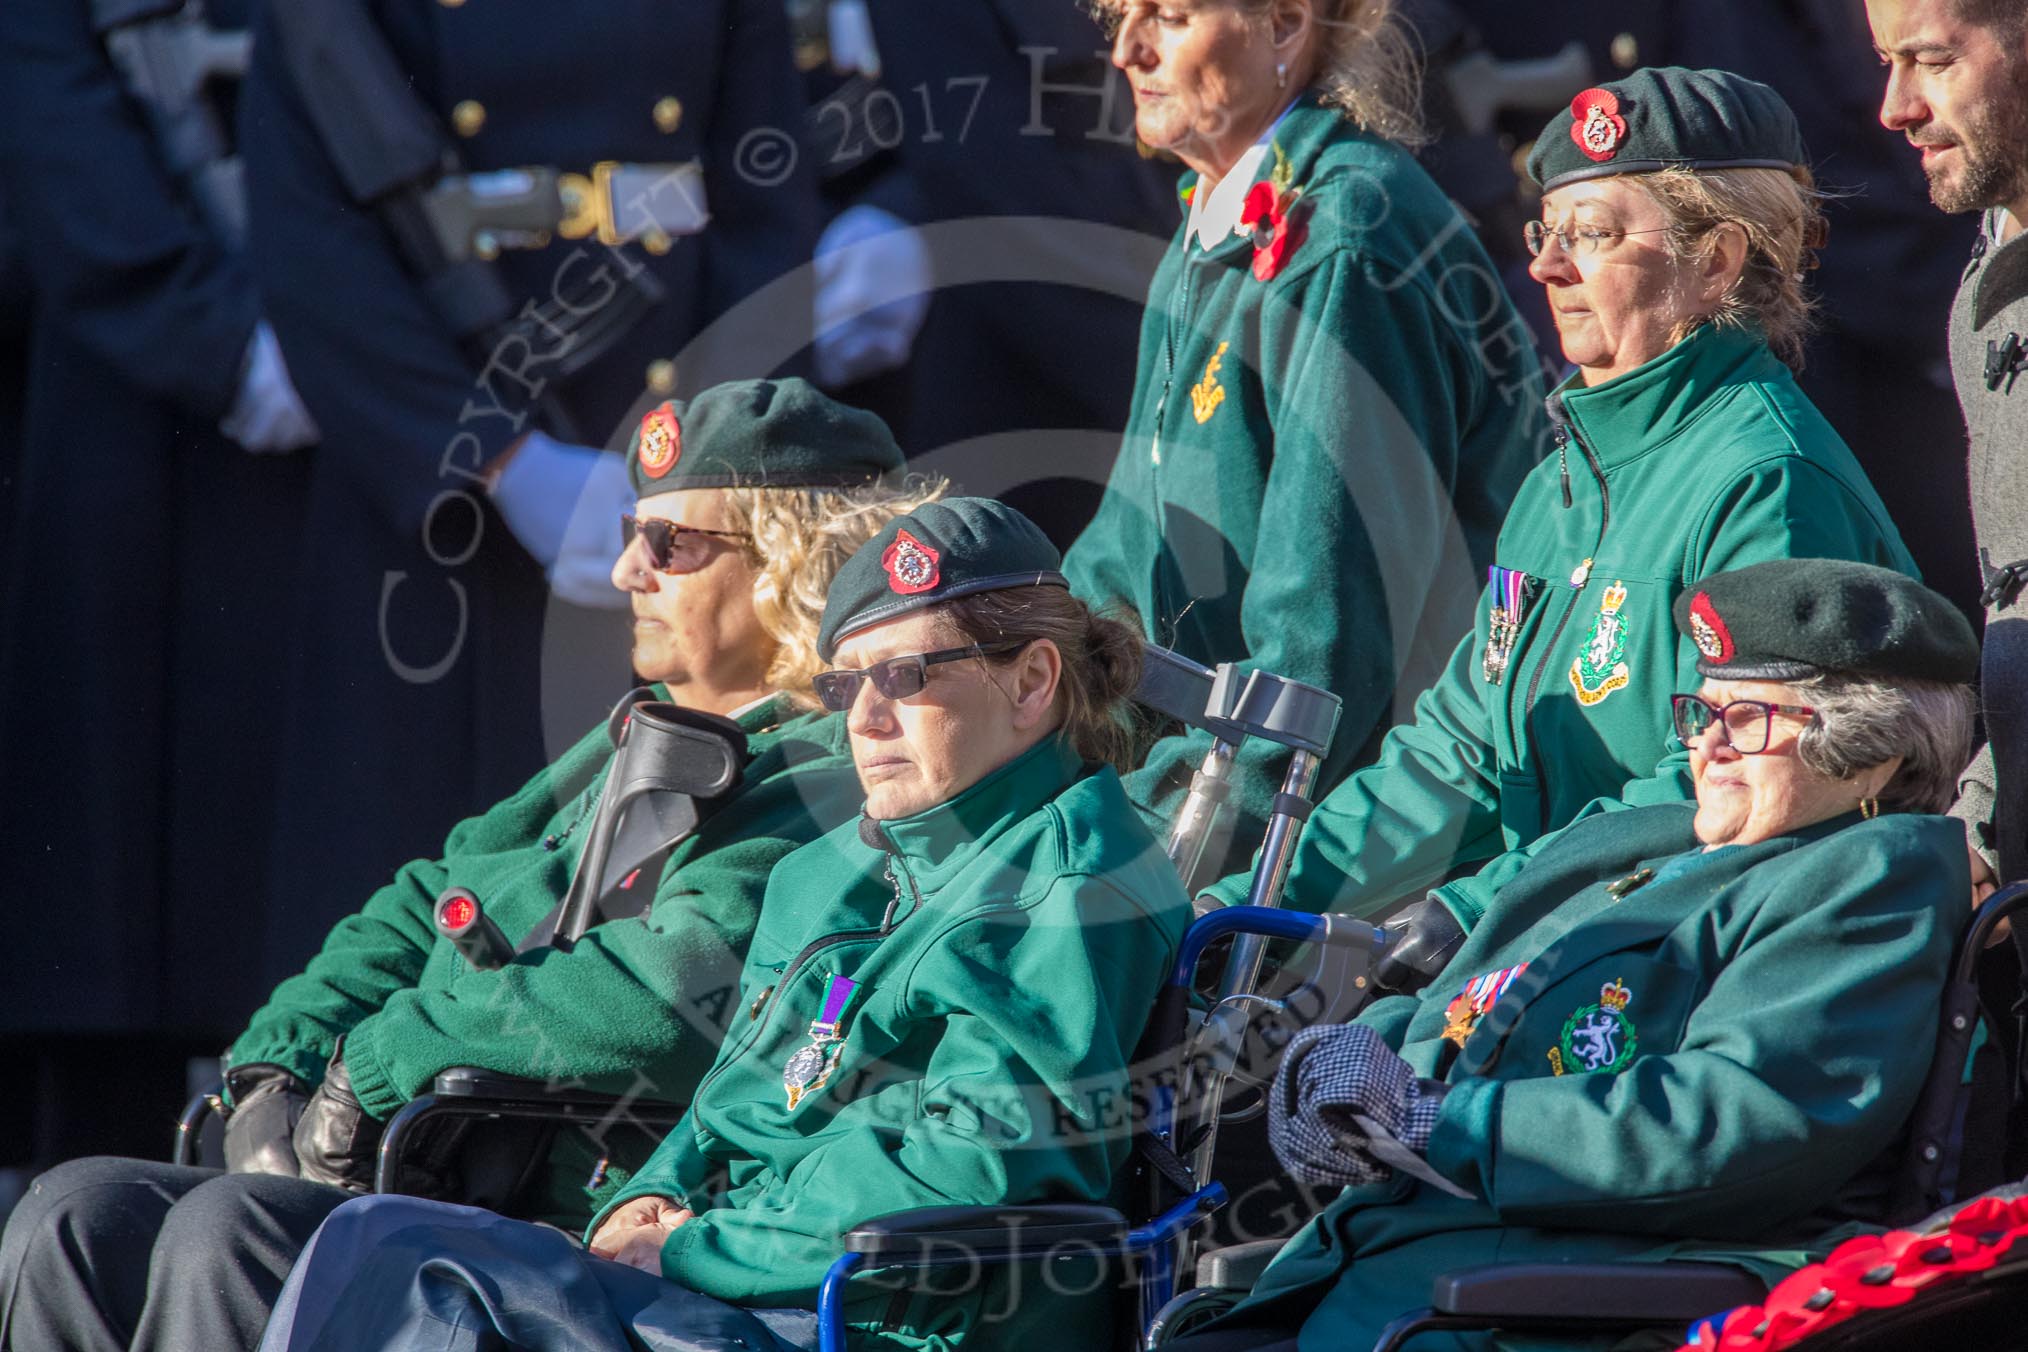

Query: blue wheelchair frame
(812, 905), (1390, 1352)
(811, 878), (2028, 1352)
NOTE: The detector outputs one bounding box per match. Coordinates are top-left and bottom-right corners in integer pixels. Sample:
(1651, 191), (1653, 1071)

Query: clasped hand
(588, 1195), (694, 1274)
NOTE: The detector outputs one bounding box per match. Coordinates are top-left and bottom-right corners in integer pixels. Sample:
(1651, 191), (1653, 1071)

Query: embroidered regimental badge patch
(1568, 581), (1632, 706)
(1190, 341), (1230, 425)
(1687, 591), (1736, 664)
(881, 529), (940, 595)
(637, 405), (682, 479)
(1570, 88), (1627, 163)
(1548, 978), (1637, 1076)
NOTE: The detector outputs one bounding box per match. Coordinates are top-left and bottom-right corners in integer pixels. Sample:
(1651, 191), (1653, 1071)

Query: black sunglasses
(812, 641), (1029, 712)
(620, 514), (752, 572)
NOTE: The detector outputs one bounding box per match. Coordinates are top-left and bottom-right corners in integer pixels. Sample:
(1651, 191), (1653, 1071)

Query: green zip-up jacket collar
(591, 734), (1192, 1349)
(859, 734), (1084, 880)
(1219, 322), (1914, 925)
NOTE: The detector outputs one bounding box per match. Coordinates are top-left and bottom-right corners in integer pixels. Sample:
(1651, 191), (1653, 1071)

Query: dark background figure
(237, 0), (821, 1042)
(796, 0), (1180, 547)
(1418, 0), (1981, 621)
(0, 201), (28, 544)
(0, 0), (315, 1180)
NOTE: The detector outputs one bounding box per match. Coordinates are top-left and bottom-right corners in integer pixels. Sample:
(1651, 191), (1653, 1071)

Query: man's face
(1868, 0), (2028, 216)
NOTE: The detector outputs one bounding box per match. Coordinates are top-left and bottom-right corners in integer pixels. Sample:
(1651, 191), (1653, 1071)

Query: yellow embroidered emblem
(1568, 581), (1632, 707)
(1190, 341), (1230, 425)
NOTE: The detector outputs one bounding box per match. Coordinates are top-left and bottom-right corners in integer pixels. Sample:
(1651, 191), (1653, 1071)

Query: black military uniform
(801, 0), (1180, 546)
(239, 0), (821, 979)
(0, 0), (310, 1089)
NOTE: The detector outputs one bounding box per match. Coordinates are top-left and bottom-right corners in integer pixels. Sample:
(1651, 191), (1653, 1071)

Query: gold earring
(1860, 797), (1880, 820)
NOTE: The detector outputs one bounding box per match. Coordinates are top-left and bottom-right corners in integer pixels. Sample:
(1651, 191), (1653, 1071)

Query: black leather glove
(222, 1064), (309, 1177)
(292, 1040), (384, 1193)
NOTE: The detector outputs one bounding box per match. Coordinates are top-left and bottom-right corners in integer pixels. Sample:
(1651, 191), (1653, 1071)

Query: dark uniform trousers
(0, 1158), (347, 1352)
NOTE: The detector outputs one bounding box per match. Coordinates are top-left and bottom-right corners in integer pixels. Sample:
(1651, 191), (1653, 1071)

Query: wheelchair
(175, 647), (1366, 1239)
(805, 877), (2028, 1352)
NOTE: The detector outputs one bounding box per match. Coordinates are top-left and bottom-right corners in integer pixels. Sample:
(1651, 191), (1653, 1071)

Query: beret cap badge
(1687, 591), (1735, 664)
(882, 530), (940, 595)
(1571, 88), (1627, 163)
(637, 404), (682, 480)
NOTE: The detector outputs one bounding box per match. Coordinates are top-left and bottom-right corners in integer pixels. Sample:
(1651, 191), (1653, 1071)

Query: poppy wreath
(1673, 1191), (2028, 1352)
(1239, 144), (1310, 282)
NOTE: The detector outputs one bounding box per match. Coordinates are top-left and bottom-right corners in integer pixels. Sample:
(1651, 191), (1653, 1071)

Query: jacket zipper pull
(1545, 393), (1573, 508)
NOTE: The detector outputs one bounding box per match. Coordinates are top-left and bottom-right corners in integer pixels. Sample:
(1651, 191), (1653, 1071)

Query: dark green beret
(818, 497), (1068, 661)
(1672, 559), (1978, 684)
(626, 377), (904, 498)
(1526, 67), (1807, 195)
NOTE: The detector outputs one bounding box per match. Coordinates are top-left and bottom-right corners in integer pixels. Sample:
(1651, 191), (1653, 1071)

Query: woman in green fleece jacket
(254, 499), (1193, 1352)
(1203, 68), (1919, 929)
(1165, 559), (1981, 1352)
(0, 380), (940, 1352)
(1064, 0), (1544, 887)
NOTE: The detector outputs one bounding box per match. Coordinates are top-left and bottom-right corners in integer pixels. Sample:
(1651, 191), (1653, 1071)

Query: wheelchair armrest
(426, 1066), (683, 1114)
(173, 1084), (225, 1167)
(1195, 1238), (1284, 1292)
(1432, 1262), (1766, 1321)
(842, 1204), (1128, 1263)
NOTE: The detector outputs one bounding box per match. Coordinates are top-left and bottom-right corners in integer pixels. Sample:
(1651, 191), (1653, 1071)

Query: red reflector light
(441, 895), (476, 930)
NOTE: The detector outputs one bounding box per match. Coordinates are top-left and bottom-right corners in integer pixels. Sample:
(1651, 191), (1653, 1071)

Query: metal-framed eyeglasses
(620, 514), (753, 573)
(1670, 693), (1818, 754)
(1523, 220), (1672, 258)
(812, 641), (1029, 712)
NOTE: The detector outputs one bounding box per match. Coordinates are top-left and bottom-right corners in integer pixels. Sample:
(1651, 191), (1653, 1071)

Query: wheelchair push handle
(1373, 894), (1468, 995)
(1173, 905), (1390, 987)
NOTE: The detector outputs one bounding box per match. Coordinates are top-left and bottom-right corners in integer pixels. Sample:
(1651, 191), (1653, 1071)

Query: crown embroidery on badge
(1598, 978), (1632, 1012)
(638, 405), (682, 479)
(1688, 591), (1735, 663)
(1570, 88), (1627, 163)
(882, 529), (940, 595)
(1570, 578), (1634, 707)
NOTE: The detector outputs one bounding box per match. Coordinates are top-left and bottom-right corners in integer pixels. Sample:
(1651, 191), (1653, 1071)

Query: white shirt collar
(1184, 102), (1297, 253)
(725, 693), (775, 722)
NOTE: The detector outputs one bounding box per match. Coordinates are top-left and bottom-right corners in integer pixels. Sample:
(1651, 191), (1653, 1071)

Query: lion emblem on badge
(881, 529), (940, 595)
(1569, 582), (1633, 707)
(1550, 978), (1637, 1076)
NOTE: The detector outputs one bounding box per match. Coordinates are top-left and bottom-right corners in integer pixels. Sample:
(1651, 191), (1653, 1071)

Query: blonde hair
(1300, 0), (1426, 147)
(719, 474), (949, 706)
(1634, 165), (1826, 370)
(931, 589), (1148, 772)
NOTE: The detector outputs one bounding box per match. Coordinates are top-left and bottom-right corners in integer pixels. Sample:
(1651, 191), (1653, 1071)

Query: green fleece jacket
(589, 736), (1192, 1350)
(1226, 804), (1963, 1351)
(1207, 322), (1916, 924)
(1063, 91), (1543, 884)
(226, 694), (859, 1223)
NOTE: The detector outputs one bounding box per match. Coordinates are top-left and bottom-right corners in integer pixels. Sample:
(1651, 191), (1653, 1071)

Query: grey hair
(1791, 674), (1976, 815)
